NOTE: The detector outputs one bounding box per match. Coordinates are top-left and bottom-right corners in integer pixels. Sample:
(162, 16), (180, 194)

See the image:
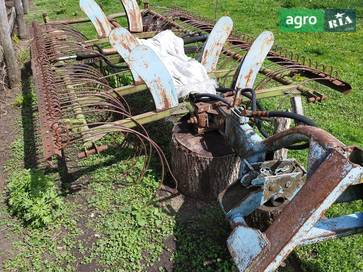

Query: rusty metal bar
(31, 22), (63, 159)
(83, 101), (191, 143)
(249, 149), (360, 271)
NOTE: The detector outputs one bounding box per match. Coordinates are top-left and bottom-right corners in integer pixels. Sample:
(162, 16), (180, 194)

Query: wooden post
(42, 13), (49, 24)
(273, 117), (291, 160)
(0, 0), (20, 88)
(290, 95), (304, 116)
(0, 46), (4, 63)
(22, 0), (29, 14)
(171, 119), (240, 201)
(14, 0), (27, 39)
(7, 7), (16, 35)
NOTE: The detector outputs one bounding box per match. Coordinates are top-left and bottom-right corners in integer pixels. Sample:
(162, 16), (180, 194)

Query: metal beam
(301, 213), (363, 245)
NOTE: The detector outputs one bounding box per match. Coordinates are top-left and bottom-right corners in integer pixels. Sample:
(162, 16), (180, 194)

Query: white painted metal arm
(80, 0), (112, 38)
(129, 45), (178, 111)
(234, 31), (274, 90)
(120, 0), (143, 33)
(109, 27), (143, 84)
(199, 16), (233, 73)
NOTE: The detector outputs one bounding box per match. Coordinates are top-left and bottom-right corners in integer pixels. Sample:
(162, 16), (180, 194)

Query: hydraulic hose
(252, 111), (316, 149)
(216, 87), (262, 111)
(263, 111), (316, 127)
(216, 87), (269, 137)
(189, 93), (231, 107)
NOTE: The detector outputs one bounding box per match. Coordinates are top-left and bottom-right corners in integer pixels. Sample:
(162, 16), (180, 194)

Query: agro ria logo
(328, 12), (353, 29)
(279, 8), (356, 32)
(325, 9), (356, 32)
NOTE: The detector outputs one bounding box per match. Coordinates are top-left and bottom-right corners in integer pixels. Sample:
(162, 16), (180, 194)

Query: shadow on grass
(145, 120), (314, 272)
(155, 191), (318, 272)
(21, 61), (38, 169)
(19, 69), (321, 271)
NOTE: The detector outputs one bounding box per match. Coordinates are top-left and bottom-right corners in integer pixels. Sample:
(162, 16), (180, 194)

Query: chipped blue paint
(227, 191), (264, 221)
(302, 212), (363, 245)
(199, 16), (233, 73)
(220, 113), (362, 271)
(234, 31), (274, 90)
(227, 225), (268, 272)
(307, 139), (329, 178)
(224, 109), (264, 176)
(265, 166), (363, 272)
(80, 0), (112, 38)
(109, 27), (143, 84)
(120, 0), (143, 32)
(129, 45), (178, 110)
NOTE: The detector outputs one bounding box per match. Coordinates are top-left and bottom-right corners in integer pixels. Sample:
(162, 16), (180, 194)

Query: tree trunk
(246, 201), (289, 232)
(0, 46), (3, 63)
(0, 0), (19, 88)
(22, 0), (29, 14)
(14, 0), (27, 39)
(171, 119), (240, 201)
(7, 7), (16, 35)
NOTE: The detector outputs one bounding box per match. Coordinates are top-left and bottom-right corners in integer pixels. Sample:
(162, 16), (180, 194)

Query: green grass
(1, 0), (361, 271)
(7, 168), (64, 228)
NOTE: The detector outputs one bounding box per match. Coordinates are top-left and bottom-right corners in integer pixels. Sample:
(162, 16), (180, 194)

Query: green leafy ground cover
(0, 0), (362, 271)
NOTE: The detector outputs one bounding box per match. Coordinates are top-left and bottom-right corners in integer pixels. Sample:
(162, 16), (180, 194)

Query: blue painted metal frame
(302, 212), (363, 245)
(227, 224), (268, 272)
(120, 0), (143, 33)
(220, 120), (363, 271)
(234, 31), (274, 91)
(109, 27), (143, 84)
(80, 0), (112, 38)
(199, 16), (233, 73)
(128, 45), (178, 111)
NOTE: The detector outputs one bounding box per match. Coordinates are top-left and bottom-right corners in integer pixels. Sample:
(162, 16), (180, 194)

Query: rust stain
(262, 126), (344, 151)
(111, 31), (118, 43)
(120, 34), (133, 52)
(249, 150), (352, 271)
(155, 77), (171, 110)
(122, 0), (143, 32)
(143, 60), (149, 69)
(202, 49), (209, 63)
(244, 68), (254, 86)
(95, 17), (106, 38)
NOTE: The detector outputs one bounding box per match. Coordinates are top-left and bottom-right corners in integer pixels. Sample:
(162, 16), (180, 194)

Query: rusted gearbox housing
(217, 110), (363, 271)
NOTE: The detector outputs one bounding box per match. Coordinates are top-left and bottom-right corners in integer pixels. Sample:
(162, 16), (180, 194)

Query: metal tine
(256, 65), (325, 90)
(55, 91), (177, 185)
(254, 65), (297, 89)
(257, 64), (298, 82)
(58, 65), (108, 80)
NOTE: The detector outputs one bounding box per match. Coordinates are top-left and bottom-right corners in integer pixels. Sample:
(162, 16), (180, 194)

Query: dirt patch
(0, 89), (20, 188)
(148, 191), (219, 271)
(0, 41), (34, 268)
(0, 84), (22, 270)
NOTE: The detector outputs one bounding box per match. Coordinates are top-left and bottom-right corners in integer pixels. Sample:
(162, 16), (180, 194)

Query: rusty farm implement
(29, 0), (362, 271)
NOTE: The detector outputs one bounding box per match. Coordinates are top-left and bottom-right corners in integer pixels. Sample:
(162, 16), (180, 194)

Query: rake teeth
(31, 22), (127, 161)
(32, 23), (96, 63)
